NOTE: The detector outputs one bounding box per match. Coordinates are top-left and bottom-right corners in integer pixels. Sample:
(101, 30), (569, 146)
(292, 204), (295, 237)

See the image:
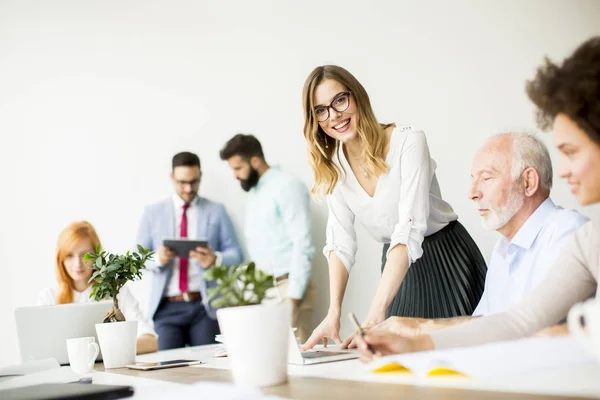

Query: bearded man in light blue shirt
(220, 134), (316, 342)
(368, 132), (588, 337)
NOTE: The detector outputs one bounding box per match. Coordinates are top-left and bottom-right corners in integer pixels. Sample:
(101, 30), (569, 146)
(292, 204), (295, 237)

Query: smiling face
(63, 238), (94, 287)
(554, 113), (600, 205)
(313, 79), (359, 144)
(469, 136), (526, 231)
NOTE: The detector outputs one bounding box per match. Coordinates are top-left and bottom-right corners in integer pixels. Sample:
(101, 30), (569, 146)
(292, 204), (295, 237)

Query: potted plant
(204, 262), (290, 387)
(84, 244), (154, 368)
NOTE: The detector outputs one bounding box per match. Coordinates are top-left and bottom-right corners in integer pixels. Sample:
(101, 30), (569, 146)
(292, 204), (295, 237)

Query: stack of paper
(0, 359), (61, 383)
(367, 336), (597, 378)
(214, 334), (228, 358)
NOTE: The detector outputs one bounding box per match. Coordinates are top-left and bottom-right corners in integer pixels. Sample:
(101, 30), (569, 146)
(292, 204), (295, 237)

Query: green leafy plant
(203, 262), (275, 308)
(83, 244), (154, 323)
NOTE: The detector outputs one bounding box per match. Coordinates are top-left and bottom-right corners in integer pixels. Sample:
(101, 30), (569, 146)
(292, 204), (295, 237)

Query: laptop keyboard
(301, 350), (348, 359)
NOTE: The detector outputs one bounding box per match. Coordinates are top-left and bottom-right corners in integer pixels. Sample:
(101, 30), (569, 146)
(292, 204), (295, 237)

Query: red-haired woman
(37, 221), (158, 354)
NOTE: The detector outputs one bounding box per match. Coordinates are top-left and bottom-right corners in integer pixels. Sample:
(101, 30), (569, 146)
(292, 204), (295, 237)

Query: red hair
(55, 221), (101, 304)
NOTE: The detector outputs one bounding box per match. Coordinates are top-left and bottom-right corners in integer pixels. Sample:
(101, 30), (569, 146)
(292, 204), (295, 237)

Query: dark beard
(239, 167), (260, 192)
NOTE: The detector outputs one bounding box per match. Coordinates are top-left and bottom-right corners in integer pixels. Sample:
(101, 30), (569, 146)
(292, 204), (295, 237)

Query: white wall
(1, 0), (599, 366)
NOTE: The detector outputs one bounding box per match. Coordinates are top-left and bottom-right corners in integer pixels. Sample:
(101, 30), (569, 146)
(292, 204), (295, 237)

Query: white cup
(567, 298), (600, 361)
(66, 337), (100, 374)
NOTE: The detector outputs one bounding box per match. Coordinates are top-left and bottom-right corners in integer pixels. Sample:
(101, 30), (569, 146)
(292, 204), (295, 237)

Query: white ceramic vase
(95, 320), (137, 369)
(217, 303), (290, 387)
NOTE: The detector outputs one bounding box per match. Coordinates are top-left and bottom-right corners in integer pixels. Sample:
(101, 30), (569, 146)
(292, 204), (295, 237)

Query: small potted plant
(84, 244), (154, 369)
(204, 262), (290, 387)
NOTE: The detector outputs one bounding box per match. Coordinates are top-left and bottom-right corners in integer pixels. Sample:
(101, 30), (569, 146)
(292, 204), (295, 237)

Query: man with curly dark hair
(353, 36), (600, 359)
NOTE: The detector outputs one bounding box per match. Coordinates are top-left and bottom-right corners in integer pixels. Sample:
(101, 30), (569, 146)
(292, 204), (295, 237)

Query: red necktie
(179, 203), (190, 294)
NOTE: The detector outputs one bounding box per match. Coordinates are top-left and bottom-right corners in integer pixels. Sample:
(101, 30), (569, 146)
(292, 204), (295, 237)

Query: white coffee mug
(567, 298), (600, 360)
(67, 336), (100, 374)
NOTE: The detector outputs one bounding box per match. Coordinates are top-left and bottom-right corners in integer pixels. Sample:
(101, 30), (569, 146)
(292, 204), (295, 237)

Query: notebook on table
(367, 336), (597, 378)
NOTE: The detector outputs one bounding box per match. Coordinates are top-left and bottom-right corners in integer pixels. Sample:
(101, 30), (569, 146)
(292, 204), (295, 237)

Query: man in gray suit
(137, 151), (243, 350)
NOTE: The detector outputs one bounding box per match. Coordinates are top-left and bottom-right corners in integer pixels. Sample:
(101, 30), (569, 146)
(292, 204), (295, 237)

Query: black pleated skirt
(382, 220), (487, 319)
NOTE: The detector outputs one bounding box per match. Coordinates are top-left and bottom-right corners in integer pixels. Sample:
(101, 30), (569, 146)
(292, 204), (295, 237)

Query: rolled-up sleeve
(388, 130), (431, 264)
(323, 187), (357, 273)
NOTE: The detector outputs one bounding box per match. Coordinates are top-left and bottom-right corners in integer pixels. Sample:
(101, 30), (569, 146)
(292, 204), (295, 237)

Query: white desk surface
(131, 343), (600, 399)
(2, 343), (599, 399)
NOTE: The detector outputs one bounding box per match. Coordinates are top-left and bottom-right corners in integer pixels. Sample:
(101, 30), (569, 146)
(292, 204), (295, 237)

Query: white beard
(479, 188), (525, 231)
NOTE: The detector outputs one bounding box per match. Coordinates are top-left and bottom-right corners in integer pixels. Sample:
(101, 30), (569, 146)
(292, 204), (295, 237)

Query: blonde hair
(302, 65), (390, 195)
(55, 221), (101, 304)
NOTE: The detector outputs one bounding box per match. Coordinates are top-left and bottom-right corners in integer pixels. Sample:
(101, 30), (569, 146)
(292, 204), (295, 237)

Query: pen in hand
(348, 312), (376, 354)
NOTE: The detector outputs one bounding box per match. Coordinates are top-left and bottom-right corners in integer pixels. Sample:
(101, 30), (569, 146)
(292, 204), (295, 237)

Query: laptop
(0, 383), (134, 400)
(15, 301), (112, 365)
(287, 328), (358, 365)
(215, 328), (358, 365)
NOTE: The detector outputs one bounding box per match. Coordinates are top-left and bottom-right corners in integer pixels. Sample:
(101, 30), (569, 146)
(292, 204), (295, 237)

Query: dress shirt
(473, 198), (589, 316)
(245, 167), (314, 299)
(37, 285), (157, 338)
(431, 215), (598, 350)
(324, 126), (457, 272)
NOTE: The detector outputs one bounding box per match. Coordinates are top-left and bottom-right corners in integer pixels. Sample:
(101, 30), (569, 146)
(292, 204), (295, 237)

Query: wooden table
(106, 365), (589, 400)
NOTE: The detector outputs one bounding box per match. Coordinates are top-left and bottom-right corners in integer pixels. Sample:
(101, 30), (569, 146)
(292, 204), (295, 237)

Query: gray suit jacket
(137, 196), (243, 319)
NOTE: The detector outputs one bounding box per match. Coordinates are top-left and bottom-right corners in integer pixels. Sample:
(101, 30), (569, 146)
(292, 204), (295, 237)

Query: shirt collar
(74, 285), (93, 298)
(510, 197), (556, 250)
(253, 167), (277, 192)
(172, 194), (199, 209)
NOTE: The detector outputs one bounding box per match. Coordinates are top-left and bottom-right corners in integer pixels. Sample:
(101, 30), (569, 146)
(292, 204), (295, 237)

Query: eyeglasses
(175, 178), (200, 187)
(314, 92), (351, 123)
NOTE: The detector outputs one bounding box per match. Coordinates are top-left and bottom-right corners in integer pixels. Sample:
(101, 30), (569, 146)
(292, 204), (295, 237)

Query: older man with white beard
(367, 132), (588, 337)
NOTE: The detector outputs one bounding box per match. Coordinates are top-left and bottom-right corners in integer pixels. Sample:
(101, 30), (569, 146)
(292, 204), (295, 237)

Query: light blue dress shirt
(245, 167), (314, 299)
(473, 197), (589, 316)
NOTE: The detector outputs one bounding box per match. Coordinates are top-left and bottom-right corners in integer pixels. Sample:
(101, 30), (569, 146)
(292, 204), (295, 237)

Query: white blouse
(37, 285), (157, 339)
(324, 125), (458, 272)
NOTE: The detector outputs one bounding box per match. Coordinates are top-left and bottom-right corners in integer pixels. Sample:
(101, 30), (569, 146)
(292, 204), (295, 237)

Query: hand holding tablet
(163, 238), (209, 259)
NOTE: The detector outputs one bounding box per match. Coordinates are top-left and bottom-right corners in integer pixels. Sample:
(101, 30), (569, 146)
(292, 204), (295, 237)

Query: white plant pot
(217, 303), (290, 387)
(95, 320), (137, 369)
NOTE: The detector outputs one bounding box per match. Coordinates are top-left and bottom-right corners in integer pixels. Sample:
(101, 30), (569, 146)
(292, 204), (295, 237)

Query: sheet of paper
(0, 358), (60, 378)
(0, 365), (80, 391)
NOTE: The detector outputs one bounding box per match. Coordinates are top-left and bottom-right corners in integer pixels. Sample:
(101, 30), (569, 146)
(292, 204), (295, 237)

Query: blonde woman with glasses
(300, 65), (487, 350)
(356, 36), (600, 359)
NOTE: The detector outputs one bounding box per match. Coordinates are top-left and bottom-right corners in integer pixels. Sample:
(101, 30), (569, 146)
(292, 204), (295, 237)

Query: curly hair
(526, 37), (600, 145)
